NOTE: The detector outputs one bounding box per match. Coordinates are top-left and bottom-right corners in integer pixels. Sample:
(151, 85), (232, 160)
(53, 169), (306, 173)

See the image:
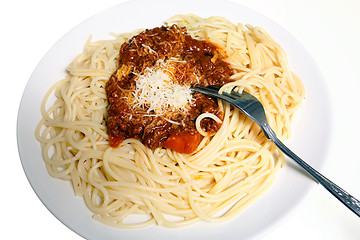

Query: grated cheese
(131, 59), (194, 116)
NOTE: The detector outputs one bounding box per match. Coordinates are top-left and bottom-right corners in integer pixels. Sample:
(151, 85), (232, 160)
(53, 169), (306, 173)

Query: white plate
(17, 0), (332, 239)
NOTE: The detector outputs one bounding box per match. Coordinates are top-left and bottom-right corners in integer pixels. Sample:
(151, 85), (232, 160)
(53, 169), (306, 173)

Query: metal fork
(192, 85), (360, 217)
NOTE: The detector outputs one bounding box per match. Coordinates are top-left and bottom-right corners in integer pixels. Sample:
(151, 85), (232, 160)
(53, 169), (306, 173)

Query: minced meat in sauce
(105, 24), (234, 154)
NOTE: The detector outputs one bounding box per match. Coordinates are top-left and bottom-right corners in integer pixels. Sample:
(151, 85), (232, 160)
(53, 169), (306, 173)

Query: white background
(2, 0), (360, 239)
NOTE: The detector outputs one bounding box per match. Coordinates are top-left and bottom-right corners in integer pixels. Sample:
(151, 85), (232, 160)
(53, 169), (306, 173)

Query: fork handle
(263, 123), (360, 217)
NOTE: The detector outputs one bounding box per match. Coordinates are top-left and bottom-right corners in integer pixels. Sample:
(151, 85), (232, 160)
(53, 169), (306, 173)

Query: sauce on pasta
(105, 25), (234, 153)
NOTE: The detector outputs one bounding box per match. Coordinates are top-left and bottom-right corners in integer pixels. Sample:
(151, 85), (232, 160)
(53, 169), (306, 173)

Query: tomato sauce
(105, 24), (234, 153)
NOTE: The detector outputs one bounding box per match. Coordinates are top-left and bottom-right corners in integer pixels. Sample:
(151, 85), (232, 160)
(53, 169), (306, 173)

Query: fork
(192, 85), (360, 217)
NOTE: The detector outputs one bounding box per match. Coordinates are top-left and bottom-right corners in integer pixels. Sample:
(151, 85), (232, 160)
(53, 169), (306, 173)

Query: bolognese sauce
(105, 24), (234, 154)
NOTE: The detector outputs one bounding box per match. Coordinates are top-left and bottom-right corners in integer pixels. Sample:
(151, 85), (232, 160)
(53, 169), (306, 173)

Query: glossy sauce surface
(105, 25), (234, 153)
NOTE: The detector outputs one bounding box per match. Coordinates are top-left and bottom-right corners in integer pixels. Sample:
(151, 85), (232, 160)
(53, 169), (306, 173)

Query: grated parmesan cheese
(131, 59), (194, 116)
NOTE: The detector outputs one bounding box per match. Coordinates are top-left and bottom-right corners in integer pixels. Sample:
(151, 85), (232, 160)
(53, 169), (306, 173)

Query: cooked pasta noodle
(35, 14), (305, 228)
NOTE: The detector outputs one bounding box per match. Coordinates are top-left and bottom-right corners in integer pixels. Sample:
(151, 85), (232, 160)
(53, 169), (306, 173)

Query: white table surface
(2, 0), (360, 239)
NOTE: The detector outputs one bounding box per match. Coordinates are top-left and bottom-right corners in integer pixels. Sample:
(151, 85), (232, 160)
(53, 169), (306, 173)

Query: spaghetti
(35, 14), (305, 228)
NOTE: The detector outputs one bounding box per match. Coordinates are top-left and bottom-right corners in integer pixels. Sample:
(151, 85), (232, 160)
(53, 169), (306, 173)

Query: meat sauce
(105, 25), (234, 154)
